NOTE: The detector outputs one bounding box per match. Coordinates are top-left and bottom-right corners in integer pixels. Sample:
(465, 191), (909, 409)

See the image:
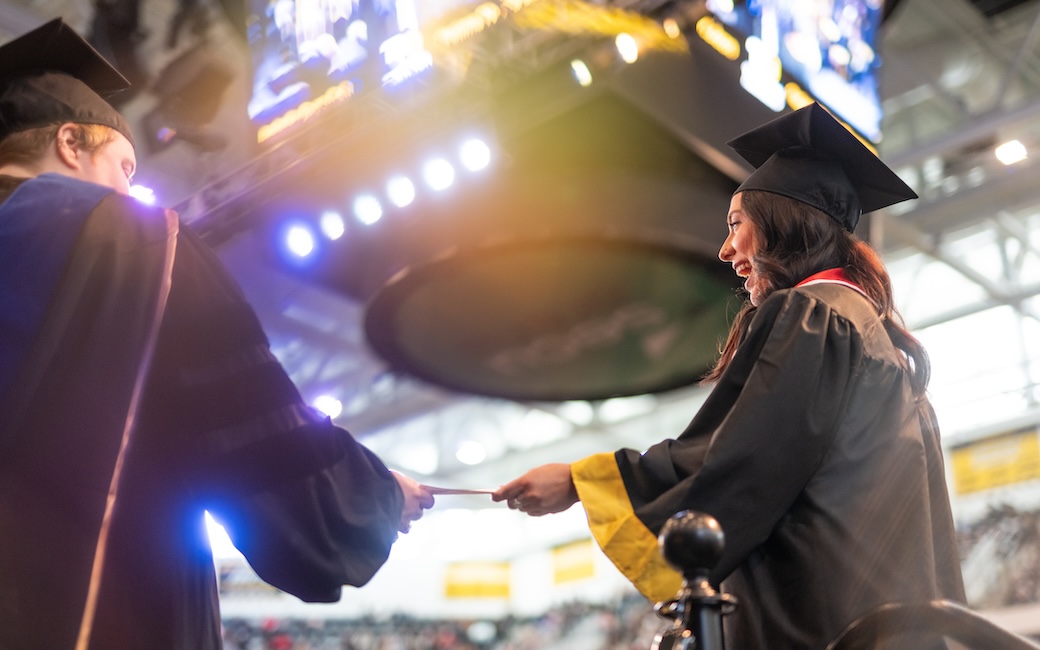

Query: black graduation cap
(0, 18), (134, 147)
(726, 103), (916, 232)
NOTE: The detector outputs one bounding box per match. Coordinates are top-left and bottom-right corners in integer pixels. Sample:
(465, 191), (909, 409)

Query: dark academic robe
(0, 174), (403, 650)
(572, 281), (966, 649)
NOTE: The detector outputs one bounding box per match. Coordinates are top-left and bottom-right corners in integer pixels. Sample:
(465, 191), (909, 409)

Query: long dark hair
(704, 190), (931, 397)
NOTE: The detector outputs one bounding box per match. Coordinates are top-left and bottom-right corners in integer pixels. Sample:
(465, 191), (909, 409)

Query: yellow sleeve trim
(571, 453), (682, 603)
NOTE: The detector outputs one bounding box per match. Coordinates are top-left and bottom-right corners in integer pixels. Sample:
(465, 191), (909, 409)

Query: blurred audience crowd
(957, 503), (1040, 609)
(221, 593), (664, 650)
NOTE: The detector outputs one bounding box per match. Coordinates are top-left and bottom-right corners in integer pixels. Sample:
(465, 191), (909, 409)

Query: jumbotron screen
(244, 0), (506, 144)
(706, 0), (885, 142)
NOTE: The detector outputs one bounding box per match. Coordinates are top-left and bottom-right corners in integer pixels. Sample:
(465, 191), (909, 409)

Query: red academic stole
(796, 268), (868, 299)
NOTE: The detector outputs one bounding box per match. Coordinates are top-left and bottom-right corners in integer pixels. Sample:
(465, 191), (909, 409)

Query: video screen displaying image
(245, 0), (479, 138)
(707, 0), (884, 141)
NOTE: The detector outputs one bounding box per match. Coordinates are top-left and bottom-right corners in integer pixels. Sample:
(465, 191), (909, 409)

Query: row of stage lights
(279, 33), (653, 261)
(281, 135), (494, 261)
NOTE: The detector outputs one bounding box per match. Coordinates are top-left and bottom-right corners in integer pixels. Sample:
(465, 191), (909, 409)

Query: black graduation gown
(572, 282), (966, 649)
(0, 175), (403, 650)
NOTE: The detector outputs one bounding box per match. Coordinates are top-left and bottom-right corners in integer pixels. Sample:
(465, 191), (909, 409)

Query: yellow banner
(552, 538), (596, 584)
(952, 428), (1040, 494)
(444, 561), (511, 599)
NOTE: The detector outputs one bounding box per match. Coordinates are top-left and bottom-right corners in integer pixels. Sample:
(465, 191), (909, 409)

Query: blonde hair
(0, 123), (118, 167)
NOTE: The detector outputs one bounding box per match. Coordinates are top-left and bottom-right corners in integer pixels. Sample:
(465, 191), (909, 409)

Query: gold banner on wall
(952, 428), (1040, 494)
(444, 561), (511, 599)
(552, 538), (596, 584)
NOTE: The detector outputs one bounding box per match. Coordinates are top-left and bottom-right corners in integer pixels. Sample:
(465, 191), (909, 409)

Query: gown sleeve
(139, 225), (404, 602)
(572, 289), (864, 601)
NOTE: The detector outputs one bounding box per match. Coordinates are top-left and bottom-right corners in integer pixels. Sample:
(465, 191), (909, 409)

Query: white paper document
(421, 484), (497, 496)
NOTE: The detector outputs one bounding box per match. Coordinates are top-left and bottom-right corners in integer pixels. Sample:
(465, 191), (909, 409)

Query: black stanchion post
(650, 511), (737, 650)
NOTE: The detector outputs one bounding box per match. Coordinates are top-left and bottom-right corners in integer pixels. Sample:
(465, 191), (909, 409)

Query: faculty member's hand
(393, 472), (435, 533)
(492, 463), (578, 517)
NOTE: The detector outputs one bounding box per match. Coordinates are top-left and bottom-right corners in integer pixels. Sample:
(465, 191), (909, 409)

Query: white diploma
(421, 484), (497, 495)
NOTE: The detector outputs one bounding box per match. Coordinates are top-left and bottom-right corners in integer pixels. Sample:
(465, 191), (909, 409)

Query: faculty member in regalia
(0, 19), (433, 650)
(493, 103), (966, 649)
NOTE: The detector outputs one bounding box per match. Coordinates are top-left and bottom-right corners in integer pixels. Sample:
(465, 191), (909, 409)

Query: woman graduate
(493, 103), (966, 649)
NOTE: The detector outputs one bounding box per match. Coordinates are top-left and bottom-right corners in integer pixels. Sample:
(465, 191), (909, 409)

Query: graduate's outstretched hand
(492, 463), (578, 517)
(393, 472), (435, 533)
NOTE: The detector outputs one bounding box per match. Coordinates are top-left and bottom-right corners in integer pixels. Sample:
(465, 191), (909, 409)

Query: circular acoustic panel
(364, 233), (741, 402)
